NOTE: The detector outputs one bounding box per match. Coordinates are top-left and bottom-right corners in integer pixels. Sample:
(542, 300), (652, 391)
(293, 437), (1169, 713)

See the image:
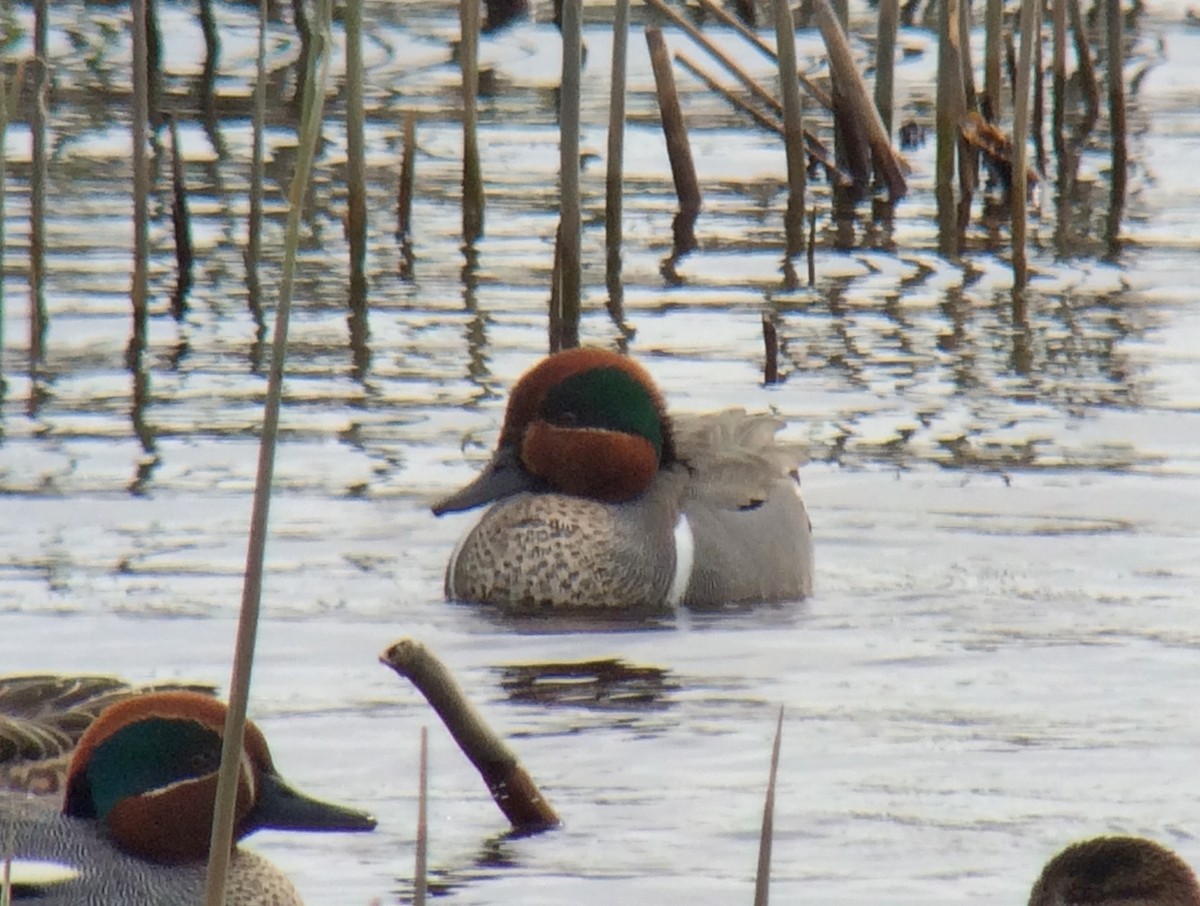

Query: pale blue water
(2, 1), (1199, 903)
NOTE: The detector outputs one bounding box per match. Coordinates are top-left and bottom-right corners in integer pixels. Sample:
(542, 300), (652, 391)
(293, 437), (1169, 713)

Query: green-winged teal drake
(1029, 836), (1200, 906)
(2, 688), (375, 904)
(434, 347), (814, 612)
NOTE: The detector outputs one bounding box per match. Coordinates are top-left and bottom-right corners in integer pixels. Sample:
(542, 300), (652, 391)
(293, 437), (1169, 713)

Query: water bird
(1028, 836), (1200, 906)
(433, 347), (814, 612)
(2, 688), (376, 904)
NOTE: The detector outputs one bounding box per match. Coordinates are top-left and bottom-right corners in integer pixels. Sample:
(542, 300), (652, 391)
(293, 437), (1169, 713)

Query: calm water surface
(1, 0), (1199, 903)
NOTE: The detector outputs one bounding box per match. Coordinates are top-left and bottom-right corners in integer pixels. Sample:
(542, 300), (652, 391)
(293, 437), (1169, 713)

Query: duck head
(434, 348), (676, 514)
(61, 691), (375, 863)
(1029, 836), (1200, 906)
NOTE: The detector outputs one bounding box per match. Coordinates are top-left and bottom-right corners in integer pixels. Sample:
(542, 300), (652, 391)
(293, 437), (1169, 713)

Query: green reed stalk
(203, 2), (334, 903)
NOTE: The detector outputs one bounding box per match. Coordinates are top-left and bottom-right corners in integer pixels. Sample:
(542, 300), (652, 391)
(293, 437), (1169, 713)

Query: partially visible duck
(3, 690), (375, 904)
(0, 673), (215, 797)
(1028, 836), (1200, 906)
(434, 347), (814, 612)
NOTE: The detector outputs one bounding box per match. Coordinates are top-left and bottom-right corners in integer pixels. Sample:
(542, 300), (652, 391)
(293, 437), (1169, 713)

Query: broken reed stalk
(29, 0), (48, 367)
(202, 2), (335, 903)
(380, 639), (561, 832)
(761, 314), (778, 385)
(1011, 0), (1039, 288)
(246, 0), (268, 322)
(874, 0), (899, 140)
(346, 0), (367, 298)
(984, 0), (1003, 121)
(558, 0), (583, 351)
(753, 707), (785, 906)
(460, 0), (484, 243)
(810, 0), (907, 200)
(130, 0), (150, 366)
(1104, 0), (1125, 254)
(772, 0), (805, 258)
(690, 0), (832, 110)
(414, 726), (428, 906)
(606, 0), (630, 290)
(935, 0), (966, 254)
(168, 116), (193, 322)
(645, 27), (701, 258)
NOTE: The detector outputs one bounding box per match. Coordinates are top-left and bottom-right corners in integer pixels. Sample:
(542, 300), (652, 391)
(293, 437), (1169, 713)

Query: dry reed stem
(414, 726), (428, 906)
(203, 1), (335, 902)
(984, 0), (1003, 121)
(1104, 0), (1126, 253)
(129, 0), (149, 367)
(773, 0), (806, 258)
(606, 0), (630, 285)
(935, 0), (966, 253)
(460, 0), (484, 242)
(761, 315), (779, 385)
(1067, 0), (1100, 132)
(29, 1), (48, 367)
(1011, 0), (1040, 287)
(810, 0), (908, 199)
(246, 0), (268, 318)
(346, 0), (367, 295)
(168, 116), (193, 322)
(753, 707), (785, 906)
(874, 0), (899, 139)
(645, 27), (701, 258)
(381, 639), (561, 832)
(558, 0), (583, 351)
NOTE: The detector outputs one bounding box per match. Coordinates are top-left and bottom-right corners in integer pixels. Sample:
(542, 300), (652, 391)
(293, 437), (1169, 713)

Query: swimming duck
(1028, 836), (1200, 906)
(433, 347), (814, 612)
(2, 690), (376, 904)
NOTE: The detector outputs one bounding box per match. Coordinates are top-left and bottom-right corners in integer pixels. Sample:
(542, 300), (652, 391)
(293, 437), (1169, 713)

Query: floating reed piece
(556, 0), (583, 352)
(168, 116), (193, 322)
(203, 1), (336, 902)
(753, 707), (785, 906)
(645, 27), (701, 260)
(460, 0), (484, 243)
(345, 0), (367, 300)
(810, 0), (907, 200)
(129, 0), (150, 366)
(381, 639), (561, 833)
(772, 0), (805, 259)
(1011, 0), (1040, 288)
